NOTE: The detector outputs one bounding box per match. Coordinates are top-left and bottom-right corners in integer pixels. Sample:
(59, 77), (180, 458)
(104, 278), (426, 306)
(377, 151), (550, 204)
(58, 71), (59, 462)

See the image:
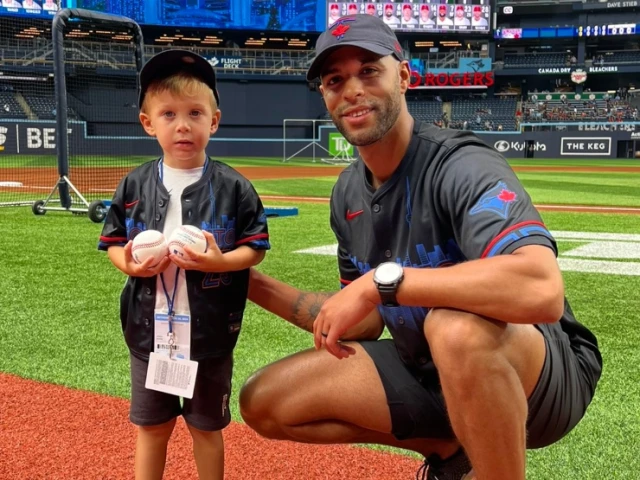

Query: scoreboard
(0, 0), (58, 19)
(578, 23), (637, 36)
(327, 1), (492, 34)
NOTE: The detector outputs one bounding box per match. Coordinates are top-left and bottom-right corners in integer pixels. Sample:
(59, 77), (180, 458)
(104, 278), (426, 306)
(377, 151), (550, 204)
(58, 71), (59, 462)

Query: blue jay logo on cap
(331, 16), (356, 40)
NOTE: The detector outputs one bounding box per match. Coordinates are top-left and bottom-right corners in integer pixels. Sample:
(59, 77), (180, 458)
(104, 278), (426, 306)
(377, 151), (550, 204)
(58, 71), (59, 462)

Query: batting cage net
(0, 10), (145, 221)
(0, 16), (60, 207)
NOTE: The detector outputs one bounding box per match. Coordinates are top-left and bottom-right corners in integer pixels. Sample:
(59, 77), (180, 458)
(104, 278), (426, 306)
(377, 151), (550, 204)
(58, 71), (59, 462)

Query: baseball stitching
(132, 240), (164, 252)
(180, 226), (206, 242)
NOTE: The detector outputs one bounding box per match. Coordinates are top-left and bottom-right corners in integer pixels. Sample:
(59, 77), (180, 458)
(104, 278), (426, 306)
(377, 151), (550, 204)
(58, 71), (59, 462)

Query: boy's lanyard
(156, 157), (209, 356)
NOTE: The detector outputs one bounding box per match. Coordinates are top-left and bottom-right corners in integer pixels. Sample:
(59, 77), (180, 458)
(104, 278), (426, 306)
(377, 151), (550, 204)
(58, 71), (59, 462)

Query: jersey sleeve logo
(346, 209), (364, 221)
(469, 181), (518, 219)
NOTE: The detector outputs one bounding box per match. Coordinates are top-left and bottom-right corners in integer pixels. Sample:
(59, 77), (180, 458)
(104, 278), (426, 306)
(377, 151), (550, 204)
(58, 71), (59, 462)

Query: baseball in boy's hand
(131, 230), (169, 267)
(168, 225), (208, 259)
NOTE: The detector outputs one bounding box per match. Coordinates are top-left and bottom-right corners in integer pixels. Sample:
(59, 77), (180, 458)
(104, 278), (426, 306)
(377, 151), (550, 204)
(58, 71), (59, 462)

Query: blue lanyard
(159, 267), (180, 334)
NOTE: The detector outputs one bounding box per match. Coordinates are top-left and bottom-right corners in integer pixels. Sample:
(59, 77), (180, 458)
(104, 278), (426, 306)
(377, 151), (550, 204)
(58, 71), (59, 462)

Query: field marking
(295, 231), (640, 276)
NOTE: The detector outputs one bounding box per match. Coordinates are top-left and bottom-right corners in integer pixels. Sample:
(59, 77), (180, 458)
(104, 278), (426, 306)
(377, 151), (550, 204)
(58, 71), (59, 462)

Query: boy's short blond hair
(140, 72), (218, 113)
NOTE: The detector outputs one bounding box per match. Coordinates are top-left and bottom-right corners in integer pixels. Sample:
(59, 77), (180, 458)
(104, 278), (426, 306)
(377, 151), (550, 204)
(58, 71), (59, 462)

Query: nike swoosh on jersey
(346, 209), (364, 220)
(124, 200), (139, 208)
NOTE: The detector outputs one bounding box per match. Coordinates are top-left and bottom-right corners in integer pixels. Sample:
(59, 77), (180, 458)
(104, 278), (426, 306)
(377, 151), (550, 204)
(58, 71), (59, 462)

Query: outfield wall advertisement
(0, 120), (637, 159)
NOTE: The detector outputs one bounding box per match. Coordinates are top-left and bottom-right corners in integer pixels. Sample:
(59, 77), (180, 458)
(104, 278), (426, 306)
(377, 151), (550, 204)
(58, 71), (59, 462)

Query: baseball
(131, 230), (169, 267)
(168, 225), (208, 258)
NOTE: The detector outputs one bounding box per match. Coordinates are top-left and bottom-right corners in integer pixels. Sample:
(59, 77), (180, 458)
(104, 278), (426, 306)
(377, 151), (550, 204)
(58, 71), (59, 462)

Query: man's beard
(330, 81), (402, 147)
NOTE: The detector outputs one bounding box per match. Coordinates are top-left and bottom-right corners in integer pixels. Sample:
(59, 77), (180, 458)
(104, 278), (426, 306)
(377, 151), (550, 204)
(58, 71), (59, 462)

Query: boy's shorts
(129, 352), (233, 432)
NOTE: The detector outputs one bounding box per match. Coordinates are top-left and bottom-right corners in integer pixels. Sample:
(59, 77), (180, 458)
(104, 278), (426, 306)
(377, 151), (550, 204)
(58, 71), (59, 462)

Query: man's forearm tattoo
(291, 292), (334, 332)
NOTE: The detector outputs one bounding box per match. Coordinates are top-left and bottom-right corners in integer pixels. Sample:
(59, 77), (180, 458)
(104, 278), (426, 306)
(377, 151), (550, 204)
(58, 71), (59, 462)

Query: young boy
(98, 49), (270, 480)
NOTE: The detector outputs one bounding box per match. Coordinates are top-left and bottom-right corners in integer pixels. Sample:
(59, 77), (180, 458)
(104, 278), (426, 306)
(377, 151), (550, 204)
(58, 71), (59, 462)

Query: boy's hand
(170, 231), (227, 272)
(124, 241), (171, 277)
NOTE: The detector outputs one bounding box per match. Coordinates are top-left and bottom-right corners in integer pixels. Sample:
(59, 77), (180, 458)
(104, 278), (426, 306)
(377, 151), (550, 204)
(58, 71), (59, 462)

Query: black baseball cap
(138, 49), (220, 108)
(307, 14), (404, 81)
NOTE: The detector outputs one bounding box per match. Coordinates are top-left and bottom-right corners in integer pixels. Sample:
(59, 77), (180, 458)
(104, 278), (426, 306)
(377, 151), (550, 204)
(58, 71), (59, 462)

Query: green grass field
(0, 158), (639, 478)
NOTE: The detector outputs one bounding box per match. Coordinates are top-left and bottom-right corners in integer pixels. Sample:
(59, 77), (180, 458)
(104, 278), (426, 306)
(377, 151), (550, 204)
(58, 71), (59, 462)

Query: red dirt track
(0, 373), (422, 479)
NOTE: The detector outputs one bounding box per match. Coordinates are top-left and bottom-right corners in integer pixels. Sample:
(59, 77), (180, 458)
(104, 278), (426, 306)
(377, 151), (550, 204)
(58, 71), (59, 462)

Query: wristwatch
(373, 262), (404, 307)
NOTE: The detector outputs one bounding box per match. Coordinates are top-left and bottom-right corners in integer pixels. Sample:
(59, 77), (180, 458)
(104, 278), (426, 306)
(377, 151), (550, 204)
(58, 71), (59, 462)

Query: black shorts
(129, 353), (233, 432)
(361, 323), (600, 448)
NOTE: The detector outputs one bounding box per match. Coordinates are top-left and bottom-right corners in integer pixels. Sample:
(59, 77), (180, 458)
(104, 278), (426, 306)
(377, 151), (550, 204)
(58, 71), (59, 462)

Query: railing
(0, 39), (314, 75)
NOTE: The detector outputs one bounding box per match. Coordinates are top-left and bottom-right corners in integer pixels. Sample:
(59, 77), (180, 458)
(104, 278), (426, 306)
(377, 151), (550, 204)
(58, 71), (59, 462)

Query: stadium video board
(0, 0), (58, 19)
(328, 1), (492, 34)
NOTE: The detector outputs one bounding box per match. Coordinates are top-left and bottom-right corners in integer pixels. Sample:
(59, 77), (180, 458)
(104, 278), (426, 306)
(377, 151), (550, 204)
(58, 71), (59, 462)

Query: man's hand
(170, 231), (228, 272)
(312, 272), (378, 359)
(123, 241), (171, 277)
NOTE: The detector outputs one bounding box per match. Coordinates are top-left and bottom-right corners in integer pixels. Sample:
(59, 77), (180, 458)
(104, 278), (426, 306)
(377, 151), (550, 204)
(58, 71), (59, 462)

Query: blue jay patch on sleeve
(469, 181), (518, 219)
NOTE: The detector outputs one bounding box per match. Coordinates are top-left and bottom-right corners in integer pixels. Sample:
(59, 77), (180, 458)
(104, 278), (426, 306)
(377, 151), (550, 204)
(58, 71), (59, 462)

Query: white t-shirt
(155, 163), (204, 318)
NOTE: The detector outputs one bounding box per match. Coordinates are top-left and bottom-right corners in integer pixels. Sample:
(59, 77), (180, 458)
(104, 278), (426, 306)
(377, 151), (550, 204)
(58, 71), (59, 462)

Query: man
(42, 0), (56, 10)
(401, 4), (418, 26)
(454, 5), (470, 27)
(419, 4), (434, 26)
(2, 0), (22, 7)
(383, 3), (400, 26)
(22, 0), (41, 10)
(471, 6), (488, 28)
(365, 3), (376, 16)
(347, 2), (358, 15)
(328, 3), (340, 26)
(239, 14), (602, 480)
(437, 4), (453, 26)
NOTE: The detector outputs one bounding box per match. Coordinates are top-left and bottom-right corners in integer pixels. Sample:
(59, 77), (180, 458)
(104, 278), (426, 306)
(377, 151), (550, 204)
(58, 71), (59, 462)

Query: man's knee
(425, 308), (505, 361)
(239, 368), (284, 439)
(424, 308), (544, 396)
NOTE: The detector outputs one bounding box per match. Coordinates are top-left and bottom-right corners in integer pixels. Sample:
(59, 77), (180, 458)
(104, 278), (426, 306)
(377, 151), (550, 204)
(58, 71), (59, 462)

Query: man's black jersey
(330, 121), (602, 386)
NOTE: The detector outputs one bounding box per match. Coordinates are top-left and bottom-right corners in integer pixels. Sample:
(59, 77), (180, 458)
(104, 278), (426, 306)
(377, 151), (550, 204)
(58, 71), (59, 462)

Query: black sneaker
(416, 448), (474, 480)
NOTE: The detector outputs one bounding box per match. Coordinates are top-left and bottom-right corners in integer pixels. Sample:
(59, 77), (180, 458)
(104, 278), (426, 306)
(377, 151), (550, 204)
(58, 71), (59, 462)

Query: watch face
(374, 262), (403, 284)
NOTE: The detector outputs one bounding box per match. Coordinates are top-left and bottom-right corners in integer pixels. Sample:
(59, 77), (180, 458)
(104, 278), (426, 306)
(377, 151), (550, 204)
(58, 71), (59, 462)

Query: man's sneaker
(416, 448), (474, 480)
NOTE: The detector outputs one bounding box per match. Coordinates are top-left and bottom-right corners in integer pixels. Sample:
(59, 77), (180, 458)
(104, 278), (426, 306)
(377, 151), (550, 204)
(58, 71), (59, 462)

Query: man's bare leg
(239, 343), (459, 460)
(424, 308), (546, 480)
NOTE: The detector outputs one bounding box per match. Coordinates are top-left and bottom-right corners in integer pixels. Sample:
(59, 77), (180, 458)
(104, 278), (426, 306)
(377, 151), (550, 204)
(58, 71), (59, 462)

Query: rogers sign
(409, 71), (495, 89)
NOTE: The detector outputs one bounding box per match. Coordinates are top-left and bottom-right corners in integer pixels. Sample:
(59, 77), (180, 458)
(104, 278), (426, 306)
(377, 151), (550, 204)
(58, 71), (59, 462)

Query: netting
(0, 10), (145, 220)
(0, 16), (59, 206)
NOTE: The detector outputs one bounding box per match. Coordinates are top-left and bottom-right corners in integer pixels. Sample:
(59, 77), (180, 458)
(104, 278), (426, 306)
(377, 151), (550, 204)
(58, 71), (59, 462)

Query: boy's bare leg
(135, 418), (176, 480)
(187, 424), (224, 480)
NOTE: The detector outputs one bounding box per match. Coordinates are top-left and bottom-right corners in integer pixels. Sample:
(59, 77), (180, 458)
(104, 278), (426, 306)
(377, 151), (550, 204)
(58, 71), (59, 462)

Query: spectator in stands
(21, 0), (41, 10)
(3, 104), (9, 113)
(2, 0), (22, 7)
(42, 0), (56, 10)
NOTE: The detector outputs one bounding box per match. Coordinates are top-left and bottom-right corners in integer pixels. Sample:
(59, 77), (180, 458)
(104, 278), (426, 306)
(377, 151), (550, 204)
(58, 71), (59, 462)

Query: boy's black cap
(306, 14), (404, 81)
(138, 49), (220, 108)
